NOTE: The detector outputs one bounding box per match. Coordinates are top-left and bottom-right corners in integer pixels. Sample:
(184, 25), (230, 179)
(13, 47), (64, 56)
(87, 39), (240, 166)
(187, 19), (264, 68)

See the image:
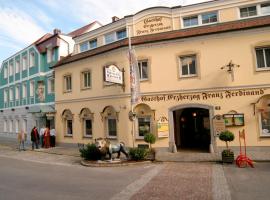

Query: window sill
(136, 137), (145, 140)
(64, 135), (73, 138)
(179, 74), (198, 79)
(63, 90), (72, 94)
(83, 135), (93, 139)
(256, 68), (270, 72)
(140, 79), (149, 82)
(107, 136), (117, 140)
(81, 87), (91, 91)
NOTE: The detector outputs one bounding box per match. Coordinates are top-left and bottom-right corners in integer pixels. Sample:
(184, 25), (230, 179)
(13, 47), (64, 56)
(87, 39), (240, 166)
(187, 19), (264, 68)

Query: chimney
(112, 16), (119, 22)
(53, 28), (61, 35)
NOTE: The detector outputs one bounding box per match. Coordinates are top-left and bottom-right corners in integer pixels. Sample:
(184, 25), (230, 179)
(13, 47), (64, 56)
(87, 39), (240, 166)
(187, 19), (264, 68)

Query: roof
(33, 33), (53, 45)
(53, 16), (270, 69)
(68, 21), (102, 38)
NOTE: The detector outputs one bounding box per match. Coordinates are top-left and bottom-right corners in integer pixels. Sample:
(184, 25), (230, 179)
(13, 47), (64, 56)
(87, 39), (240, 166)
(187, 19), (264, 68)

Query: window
(47, 48), (54, 63)
(22, 83), (27, 98)
(15, 119), (19, 133)
(89, 39), (97, 49)
(9, 88), (13, 101)
(82, 71), (91, 89)
(64, 75), (72, 92)
(105, 32), (115, 44)
(15, 60), (20, 73)
(116, 29), (127, 40)
(202, 12), (218, 24)
(9, 120), (13, 132)
(256, 47), (270, 69)
(23, 119), (27, 132)
(138, 117), (151, 137)
(30, 81), (34, 97)
(138, 60), (149, 80)
(80, 42), (88, 52)
(67, 120), (73, 135)
(183, 16), (198, 27)
(261, 3), (270, 15)
(22, 56), (27, 70)
(4, 120), (7, 132)
(240, 6), (257, 18)
(30, 52), (35, 67)
(9, 63), (13, 76)
(179, 55), (197, 77)
(48, 78), (55, 93)
(4, 66), (8, 78)
(15, 86), (20, 100)
(4, 90), (8, 102)
(107, 117), (117, 137)
(84, 119), (92, 136)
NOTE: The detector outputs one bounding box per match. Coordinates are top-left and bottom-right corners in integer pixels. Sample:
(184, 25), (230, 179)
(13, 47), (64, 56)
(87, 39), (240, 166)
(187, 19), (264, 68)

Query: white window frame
(4, 66), (8, 78)
(22, 56), (27, 71)
(64, 75), (72, 92)
(138, 60), (149, 81)
(136, 116), (152, 138)
(182, 15), (199, 28)
(106, 116), (117, 138)
(104, 32), (116, 44)
(260, 3), (270, 15)
(239, 5), (258, 18)
(89, 39), (97, 49)
(15, 60), (20, 73)
(80, 42), (89, 52)
(84, 119), (93, 137)
(15, 86), (20, 100)
(9, 63), (14, 77)
(47, 48), (54, 63)
(22, 83), (27, 99)
(30, 81), (34, 97)
(9, 88), (14, 101)
(29, 52), (35, 67)
(48, 78), (55, 94)
(179, 55), (197, 78)
(4, 90), (8, 102)
(82, 71), (91, 89)
(255, 46), (270, 71)
(182, 11), (219, 28)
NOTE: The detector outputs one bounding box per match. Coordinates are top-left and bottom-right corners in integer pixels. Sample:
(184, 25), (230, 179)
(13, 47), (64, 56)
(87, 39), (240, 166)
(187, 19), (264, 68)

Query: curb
(81, 159), (153, 167)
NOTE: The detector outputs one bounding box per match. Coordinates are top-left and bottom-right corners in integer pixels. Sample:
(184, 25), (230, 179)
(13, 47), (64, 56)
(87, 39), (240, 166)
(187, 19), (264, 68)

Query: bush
(129, 147), (148, 161)
(79, 143), (101, 161)
(144, 133), (156, 149)
(219, 130), (235, 150)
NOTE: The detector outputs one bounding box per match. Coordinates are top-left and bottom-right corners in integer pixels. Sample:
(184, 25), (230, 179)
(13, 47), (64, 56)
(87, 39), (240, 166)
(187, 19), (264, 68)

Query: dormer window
(183, 16), (198, 27)
(47, 48), (54, 63)
(116, 29), (127, 40)
(261, 3), (270, 15)
(105, 32), (115, 44)
(240, 6), (257, 18)
(30, 52), (35, 67)
(80, 42), (88, 52)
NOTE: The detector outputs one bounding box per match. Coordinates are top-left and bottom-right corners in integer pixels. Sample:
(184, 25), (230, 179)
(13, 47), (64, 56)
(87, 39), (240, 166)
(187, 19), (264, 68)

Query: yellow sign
(135, 16), (172, 36)
(157, 117), (169, 138)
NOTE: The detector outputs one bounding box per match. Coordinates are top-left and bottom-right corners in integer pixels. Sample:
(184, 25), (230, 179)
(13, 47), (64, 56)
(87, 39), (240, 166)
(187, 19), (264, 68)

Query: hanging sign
(104, 65), (123, 84)
(157, 116), (169, 138)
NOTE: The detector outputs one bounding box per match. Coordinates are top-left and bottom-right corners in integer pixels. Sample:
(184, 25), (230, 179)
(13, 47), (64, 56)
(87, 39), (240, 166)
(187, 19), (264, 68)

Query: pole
(128, 26), (135, 148)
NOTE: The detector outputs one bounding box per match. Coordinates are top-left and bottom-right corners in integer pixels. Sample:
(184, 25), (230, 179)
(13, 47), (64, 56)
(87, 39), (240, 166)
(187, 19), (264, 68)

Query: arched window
(79, 108), (94, 138)
(62, 109), (73, 136)
(134, 103), (155, 138)
(101, 106), (118, 139)
(256, 94), (270, 137)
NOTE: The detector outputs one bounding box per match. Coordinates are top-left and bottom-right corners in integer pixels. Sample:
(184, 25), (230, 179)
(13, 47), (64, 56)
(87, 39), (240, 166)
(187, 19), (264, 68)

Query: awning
(28, 105), (55, 114)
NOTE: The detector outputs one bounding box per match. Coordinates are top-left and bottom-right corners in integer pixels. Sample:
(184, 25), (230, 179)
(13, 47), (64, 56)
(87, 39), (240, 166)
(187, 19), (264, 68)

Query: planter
(222, 150), (234, 163)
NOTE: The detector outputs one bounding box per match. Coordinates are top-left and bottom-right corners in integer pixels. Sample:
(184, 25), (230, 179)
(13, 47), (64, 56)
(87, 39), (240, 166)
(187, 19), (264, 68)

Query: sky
(0, 0), (208, 63)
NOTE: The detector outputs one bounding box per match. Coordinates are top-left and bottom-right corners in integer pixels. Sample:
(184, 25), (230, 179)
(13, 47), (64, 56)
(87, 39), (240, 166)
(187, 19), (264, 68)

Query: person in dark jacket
(31, 126), (39, 150)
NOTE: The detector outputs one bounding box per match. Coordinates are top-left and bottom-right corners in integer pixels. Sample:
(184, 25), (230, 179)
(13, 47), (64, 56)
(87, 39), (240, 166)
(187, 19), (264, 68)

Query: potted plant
(144, 133), (156, 160)
(219, 130), (235, 163)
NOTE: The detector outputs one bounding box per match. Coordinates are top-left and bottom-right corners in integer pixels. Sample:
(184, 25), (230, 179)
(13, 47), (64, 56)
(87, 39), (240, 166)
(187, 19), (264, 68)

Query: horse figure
(95, 138), (129, 160)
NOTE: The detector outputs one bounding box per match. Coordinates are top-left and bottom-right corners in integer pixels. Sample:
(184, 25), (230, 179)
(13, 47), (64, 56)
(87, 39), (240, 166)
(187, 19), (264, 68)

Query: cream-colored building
(53, 0), (270, 153)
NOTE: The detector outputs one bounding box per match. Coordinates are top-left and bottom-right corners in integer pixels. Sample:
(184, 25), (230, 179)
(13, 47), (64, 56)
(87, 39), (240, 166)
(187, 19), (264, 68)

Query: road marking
(212, 165), (231, 200)
(110, 164), (165, 200)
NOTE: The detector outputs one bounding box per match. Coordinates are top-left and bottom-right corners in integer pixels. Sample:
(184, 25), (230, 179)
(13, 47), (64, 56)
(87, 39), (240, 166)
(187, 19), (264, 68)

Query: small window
(4, 120), (7, 132)
(138, 117), (151, 137)
(240, 6), (257, 18)
(89, 39), (97, 49)
(30, 52), (35, 67)
(23, 119), (27, 132)
(4, 90), (8, 102)
(67, 120), (73, 135)
(4, 66), (8, 78)
(179, 55), (197, 77)
(80, 42), (89, 52)
(82, 71), (91, 89)
(116, 29), (127, 40)
(9, 88), (13, 101)
(30, 81), (34, 97)
(107, 118), (117, 137)
(183, 16), (198, 27)
(48, 78), (55, 94)
(15, 60), (20, 73)
(47, 48), (54, 63)
(202, 12), (218, 24)
(255, 47), (270, 70)
(22, 84), (27, 98)
(64, 75), (72, 92)
(261, 3), (270, 15)
(15, 86), (20, 100)
(9, 63), (13, 76)
(15, 119), (19, 133)
(138, 60), (149, 81)
(84, 119), (92, 136)
(22, 56), (27, 70)
(105, 32), (115, 44)
(9, 120), (13, 132)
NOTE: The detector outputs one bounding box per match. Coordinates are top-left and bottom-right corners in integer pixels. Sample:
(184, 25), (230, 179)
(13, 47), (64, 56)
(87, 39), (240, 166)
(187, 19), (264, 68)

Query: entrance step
(155, 150), (220, 162)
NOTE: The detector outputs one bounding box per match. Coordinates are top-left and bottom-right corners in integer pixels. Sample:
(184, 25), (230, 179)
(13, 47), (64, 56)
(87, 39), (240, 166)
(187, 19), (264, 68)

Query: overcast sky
(0, 0), (209, 63)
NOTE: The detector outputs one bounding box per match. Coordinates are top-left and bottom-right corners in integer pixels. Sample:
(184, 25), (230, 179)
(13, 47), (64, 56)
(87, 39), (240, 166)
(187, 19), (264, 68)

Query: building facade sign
(213, 115), (226, 136)
(104, 65), (123, 84)
(157, 116), (169, 138)
(135, 16), (172, 36)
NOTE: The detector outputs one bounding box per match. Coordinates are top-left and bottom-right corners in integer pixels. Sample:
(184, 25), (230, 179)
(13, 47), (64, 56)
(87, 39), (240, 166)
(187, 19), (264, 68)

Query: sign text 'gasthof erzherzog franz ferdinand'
(141, 89), (265, 102)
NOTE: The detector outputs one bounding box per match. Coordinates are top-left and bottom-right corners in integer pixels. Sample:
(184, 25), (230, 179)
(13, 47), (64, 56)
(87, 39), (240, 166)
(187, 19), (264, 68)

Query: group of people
(18, 126), (56, 151)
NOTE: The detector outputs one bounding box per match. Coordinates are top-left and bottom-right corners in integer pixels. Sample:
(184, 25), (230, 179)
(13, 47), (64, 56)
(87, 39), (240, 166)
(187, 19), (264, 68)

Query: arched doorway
(169, 104), (215, 153)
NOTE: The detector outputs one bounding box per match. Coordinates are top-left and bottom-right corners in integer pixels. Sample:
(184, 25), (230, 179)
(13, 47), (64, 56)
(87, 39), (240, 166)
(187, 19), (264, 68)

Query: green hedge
(79, 143), (101, 161)
(129, 148), (148, 161)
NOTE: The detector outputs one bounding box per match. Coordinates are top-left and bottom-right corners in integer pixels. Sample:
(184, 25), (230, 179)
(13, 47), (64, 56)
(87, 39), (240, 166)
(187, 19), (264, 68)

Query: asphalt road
(0, 157), (157, 200)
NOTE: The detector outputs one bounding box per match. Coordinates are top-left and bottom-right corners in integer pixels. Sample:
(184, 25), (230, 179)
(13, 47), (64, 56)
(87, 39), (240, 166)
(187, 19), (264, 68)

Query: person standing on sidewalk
(39, 127), (45, 148)
(44, 127), (50, 148)
(50, 128), (56, 147)
(18, 129), (26, 151)
(31, 127), (39, 150)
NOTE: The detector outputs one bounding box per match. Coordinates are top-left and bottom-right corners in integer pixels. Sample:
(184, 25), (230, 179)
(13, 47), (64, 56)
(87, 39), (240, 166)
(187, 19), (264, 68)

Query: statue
(95, 138), (129, 160)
